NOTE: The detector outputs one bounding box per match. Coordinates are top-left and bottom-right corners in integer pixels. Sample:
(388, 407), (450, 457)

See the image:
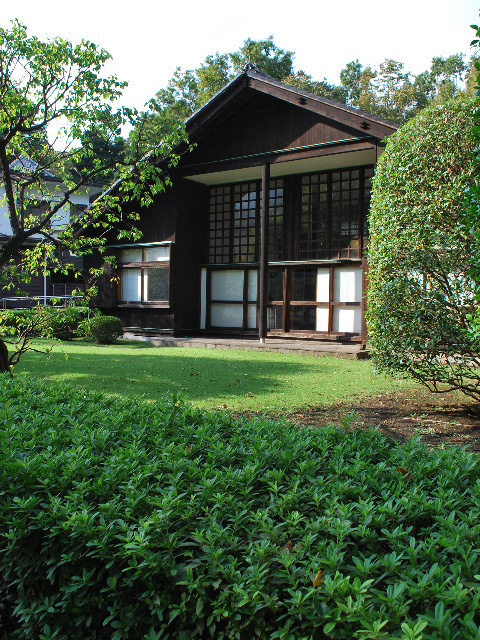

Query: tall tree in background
(129, 36), (347, 154)
(132, 35), (473, 153)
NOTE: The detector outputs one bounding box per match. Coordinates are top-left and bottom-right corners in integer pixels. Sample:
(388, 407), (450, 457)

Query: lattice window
(300, 167), (372, 260)
(208, 186), (231, 263)
(299, 173), (328, 260)
(331, 169), (361, 259)
(233, 182), (258, 263)
(209, 180), (284, 264)
(268, 179), (284, 261)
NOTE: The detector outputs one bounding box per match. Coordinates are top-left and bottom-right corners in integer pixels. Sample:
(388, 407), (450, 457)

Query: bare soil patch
(289, 389), (480, 451)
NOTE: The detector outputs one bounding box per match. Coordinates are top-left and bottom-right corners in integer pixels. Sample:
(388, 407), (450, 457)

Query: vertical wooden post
(259, 163), (270, 343)
(361, 257), (368, 348)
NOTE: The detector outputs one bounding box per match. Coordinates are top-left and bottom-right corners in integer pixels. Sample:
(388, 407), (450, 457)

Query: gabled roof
(9, 156), (56, 180)
(186, 65), (398, 141)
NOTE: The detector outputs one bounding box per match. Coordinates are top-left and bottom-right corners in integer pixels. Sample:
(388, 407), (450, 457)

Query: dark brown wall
(89, 178), (209, 333)
(182, 93), (359, 169)
(111, 308), (174, 331)
(173, 179), (209, 333)
(131, 187), (177, 242)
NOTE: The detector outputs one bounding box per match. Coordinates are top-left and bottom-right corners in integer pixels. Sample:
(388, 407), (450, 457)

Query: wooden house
(94, 65), (397, 344)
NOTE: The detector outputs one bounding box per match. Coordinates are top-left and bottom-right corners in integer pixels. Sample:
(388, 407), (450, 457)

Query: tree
(129, 37), (347, 153)
(229, 36), (295, 78)
(340, 55), (471, 124)
(429, 54), (467, 103)
(340, 59), (377, 112)
(0, 20), (183, 371)
(367, 97), (479, 399)
(461, 26), (480, 350)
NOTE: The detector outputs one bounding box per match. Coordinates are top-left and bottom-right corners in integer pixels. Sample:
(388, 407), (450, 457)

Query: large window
(209, 180), (284, 264)
(300, 167), (373, 260)
(208, 169), (371, 264)
(118, 245), (170, 304)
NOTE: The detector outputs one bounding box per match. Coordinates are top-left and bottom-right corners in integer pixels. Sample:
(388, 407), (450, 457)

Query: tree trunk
(0, 338), (9, 373)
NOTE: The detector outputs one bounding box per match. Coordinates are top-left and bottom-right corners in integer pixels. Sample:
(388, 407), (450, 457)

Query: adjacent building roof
(9, 156), (56, 180)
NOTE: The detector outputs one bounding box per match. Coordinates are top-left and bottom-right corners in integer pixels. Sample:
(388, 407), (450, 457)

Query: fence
(0, 295), (85, 310)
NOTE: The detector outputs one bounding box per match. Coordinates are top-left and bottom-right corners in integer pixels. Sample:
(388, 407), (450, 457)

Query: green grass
(13, 339), (412, 411)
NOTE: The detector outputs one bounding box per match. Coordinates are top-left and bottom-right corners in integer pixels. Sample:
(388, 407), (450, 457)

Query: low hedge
(0, 306), (92, 340)
(1, 378), (480, 639)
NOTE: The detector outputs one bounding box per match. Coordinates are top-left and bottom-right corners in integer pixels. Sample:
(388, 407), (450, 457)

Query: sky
(2, 0), (479, 114)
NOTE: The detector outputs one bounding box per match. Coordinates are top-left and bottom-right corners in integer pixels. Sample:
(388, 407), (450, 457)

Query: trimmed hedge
(367, 97), (478, 398)
(89, 315), (123, 344)
(1, 378), (480, 639)
(0, 306), (92, 341)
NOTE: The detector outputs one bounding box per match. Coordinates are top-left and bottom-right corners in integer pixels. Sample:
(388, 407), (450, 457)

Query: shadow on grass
(15, 342), (395, 410)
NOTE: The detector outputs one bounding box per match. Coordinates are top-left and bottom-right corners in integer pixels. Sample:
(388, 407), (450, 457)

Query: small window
(118, 245), (170, 304)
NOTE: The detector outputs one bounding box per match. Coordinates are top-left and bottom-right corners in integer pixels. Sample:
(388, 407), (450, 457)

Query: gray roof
(9, 156), (56, 179)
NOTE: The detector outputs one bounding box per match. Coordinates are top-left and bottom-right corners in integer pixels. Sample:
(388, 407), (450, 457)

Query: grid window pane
(291, 306), (316, 331)
(118, 246), (170, 304)
(144, 246), (170, 262)
(120, 268), (141, 301)
(209, 180), (285, 264)
(293, 268), (317, 301)
(300, 167), (372, 260)
(145, 269), (169, 302)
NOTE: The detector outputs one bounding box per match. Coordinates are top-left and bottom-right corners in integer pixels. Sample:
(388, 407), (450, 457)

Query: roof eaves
(185, 73), (247, 128)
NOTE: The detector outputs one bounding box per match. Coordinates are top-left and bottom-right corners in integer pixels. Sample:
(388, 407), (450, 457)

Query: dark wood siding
(173, 179), (209, 333)
(182, 93), (360, 169)
(131, 187), (177, 242)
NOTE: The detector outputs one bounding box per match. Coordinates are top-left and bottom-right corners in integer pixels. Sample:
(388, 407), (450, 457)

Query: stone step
(122, 332), (369, 360)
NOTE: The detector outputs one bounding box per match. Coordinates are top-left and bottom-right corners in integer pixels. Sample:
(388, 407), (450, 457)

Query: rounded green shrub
(89, 315), (123, 344)
(367, 97), (479, 398)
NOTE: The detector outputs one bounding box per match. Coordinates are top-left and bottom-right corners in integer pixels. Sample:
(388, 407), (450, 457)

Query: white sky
(2, 0), (479, 113)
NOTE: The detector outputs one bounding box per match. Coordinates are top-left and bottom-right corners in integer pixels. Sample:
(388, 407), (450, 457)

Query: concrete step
(122, 332), (369, 360)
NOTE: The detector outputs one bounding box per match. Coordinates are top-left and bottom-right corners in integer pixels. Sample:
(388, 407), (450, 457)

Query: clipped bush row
(0, 308), (123, 343)
(0, 306), (92, 341)
(1, 377), (480, 639)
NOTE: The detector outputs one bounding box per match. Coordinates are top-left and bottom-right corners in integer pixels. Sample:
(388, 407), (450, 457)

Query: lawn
(14, 339), (412, 411)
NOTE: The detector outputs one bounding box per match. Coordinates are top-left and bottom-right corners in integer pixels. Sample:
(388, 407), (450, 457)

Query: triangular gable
(183, 90), (371, 169)
(186, 66), (397, 144)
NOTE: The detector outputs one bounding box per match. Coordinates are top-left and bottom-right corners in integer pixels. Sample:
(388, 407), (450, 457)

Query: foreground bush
(1, 379), (480, 639)
(368, 98), (479, 399)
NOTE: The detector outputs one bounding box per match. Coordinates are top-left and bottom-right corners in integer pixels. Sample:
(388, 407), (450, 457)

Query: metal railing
(0, 295), (85, 310)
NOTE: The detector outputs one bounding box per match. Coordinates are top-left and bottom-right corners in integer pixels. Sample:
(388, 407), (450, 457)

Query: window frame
(116, 244), (171, 307)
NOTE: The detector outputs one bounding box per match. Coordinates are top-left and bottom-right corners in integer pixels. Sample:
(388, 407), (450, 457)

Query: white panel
(211, 270), (244, 301)
(210, 303), (243, 328)
(316, 307), (329, 332)
(144, 246), (170, 262)
(333, 308), (362, 334)
(247, 304), (257, 329)
(121, 269), (141, 302)
(120, 248), (143, 263)
(334, 268), (362, 303)
(200, 268), (207, 330)
(248, 270), (258, 302)
(316, 269), (330, 303)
